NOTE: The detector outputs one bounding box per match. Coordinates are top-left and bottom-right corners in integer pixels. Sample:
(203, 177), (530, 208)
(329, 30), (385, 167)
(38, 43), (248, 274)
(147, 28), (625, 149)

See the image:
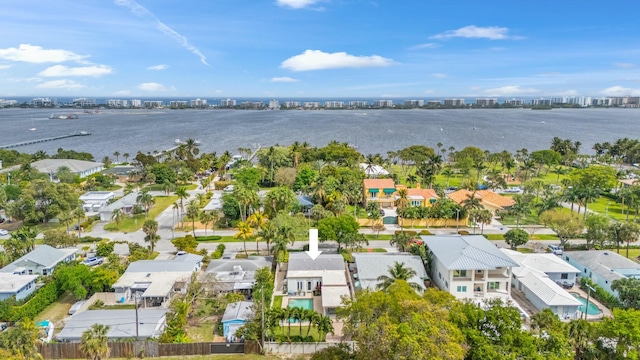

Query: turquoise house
(221, 301), (253, 342)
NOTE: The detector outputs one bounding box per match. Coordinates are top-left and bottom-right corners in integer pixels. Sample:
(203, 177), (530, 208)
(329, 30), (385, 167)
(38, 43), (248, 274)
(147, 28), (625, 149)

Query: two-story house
(0, 245), (76, 276)
(423, 235), (518, 301)
(363, 178), (396, 208)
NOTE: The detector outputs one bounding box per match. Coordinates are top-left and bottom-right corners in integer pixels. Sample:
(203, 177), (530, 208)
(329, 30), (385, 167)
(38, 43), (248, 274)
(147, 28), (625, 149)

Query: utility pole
(134, 293), (139, 339)
(261, 285), (265, 348)
(584, 284), (595, 320)
(456, 209), (460, 232)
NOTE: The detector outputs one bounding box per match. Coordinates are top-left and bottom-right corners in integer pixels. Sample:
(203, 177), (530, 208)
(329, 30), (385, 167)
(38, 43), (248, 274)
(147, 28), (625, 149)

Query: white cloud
(137, 82), (167, 91)
(0, 64), (12, 70)
(281, 50), (393, 71)
(276, 0), (321, 9)
(271, 76), (299, 83)
(409, 43), (439, 50)
(39, 65), (113, 77)
(147, 64), (169, 71)
(600, 85), (640, 96)
(115, 0), (209, 66)
(35, 79), (86, 89)
(0, 44), (87, 63)
(431, 73), (447, 79)
(114, 90), (131, 95)
(482, 85), (539, 96)
(615, 62), (636, 69)
(431, 25), (518, 40)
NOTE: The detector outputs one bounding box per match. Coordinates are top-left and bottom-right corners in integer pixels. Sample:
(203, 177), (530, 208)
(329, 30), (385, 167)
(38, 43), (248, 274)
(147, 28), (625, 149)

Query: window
(370, 192), (378, 198)
(445, 281), (449, 288)
(438, 272), (442, 280)
(411, 200), (421, 206)
(297, 281), (303, 290)
(454, 270), (467, 278)
(307, 282), (312, 291)
(456, 286), (467, 292)
(561, 273), (568, 280)
(489, 282), (500, 290)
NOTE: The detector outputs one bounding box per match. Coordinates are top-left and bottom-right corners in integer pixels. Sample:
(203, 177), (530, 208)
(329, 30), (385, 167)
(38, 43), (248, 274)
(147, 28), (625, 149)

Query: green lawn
(354, 247), (387, 253)
(104, 195), (178, 232)
(485, 233), (559, 241)
(364, 234), (393, 241)
(271, 325), (323, 341)
(586, 196), (631, 221)
(35, 291), (75, 331)
(346, 205), (369, 219)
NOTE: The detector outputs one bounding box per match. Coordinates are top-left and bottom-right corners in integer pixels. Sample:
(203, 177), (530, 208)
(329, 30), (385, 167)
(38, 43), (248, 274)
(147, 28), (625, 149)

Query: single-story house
(103, 165), (141, 183)
(296, 195), (314, 215)
(99, 192), (139, 221)
(0, 245), (77, 276)
(79, 191), (115, 213)
(423, 235), (519, 301)
(0, 273), (38, 301)
(563, 250), (640, 297)
(363, 178), (396, 208)
(447, 189), (515, 215)
(203, 256), (272, 297)
(57, 309), (168, 342)
(31, 159), (104, 179)
(502, 249), (581, 319)
(359, 163), (389, 178)
(112, 254), (203, 307)
(286, 251), (350, 315)
(351, 253), (428, 292)
(221, 301), (253, 342)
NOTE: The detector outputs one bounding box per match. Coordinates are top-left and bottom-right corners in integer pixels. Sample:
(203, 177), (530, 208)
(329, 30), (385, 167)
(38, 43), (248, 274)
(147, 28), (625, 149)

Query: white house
(563, 250), (640, 297)
(0, 273), (38, 301)
(351, 253), (428, 291)
(423, 235), (519, 301)
(57, 309), (168, 342)
(0, 245), (76, 276)
(31, 159), (104, 179)
(99, 192), (139, 221)
(79, 191), (115, 213)
(112, 254), (203, 307)
(204, 256), (272, 297)
(286, 252), (350, 315)
(502, 249), (581, 319)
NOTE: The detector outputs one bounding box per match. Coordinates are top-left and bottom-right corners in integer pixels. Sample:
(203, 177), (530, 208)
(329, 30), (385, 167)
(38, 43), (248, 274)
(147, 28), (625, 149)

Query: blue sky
(2, 0), (640, 98)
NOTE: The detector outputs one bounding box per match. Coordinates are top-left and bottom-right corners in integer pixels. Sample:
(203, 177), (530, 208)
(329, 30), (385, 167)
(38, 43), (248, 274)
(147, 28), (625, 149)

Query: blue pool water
(36, 320), (50, 327)
(288, 298), (313, 310)
(572, 293), (602, 315)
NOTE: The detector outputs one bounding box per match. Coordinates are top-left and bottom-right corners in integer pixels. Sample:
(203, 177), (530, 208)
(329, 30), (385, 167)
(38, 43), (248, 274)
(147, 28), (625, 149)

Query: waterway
(0, 108), (638, 160)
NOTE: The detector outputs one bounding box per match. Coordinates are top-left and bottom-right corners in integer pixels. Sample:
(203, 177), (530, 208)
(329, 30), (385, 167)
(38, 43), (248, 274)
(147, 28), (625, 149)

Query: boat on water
(49, 114), (79, 119)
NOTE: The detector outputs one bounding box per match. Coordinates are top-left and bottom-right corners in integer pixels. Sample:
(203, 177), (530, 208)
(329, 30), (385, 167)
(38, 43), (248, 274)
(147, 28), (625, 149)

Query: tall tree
(234, 221), (254, 256)
(376, 261), (422, 292)
(80, 323), (110, 360)
(142, 219), (160, 253)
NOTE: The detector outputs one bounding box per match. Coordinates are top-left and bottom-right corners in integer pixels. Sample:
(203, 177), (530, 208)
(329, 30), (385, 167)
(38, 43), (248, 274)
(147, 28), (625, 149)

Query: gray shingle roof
(57, 309), (167, 341)
(125, 258), (201, 273)
(1, 245), (76, 273)
(565, 250), (640, 283)
(205, 257), (272, 274)
(353, 253), (428, 290)
(221, 301), (254, 322)
(288, 253), (345, 271)
(422, 235), (519, 270)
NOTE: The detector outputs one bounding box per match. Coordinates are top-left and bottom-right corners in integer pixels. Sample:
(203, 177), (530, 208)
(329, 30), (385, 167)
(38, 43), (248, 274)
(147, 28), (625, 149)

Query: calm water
(0, 108), (639, 160)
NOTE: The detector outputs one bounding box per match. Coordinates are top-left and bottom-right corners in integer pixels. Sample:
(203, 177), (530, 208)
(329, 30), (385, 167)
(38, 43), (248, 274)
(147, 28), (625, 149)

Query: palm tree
(73, 206), (85, 238)
(376, 261), (422, 292)
(234, 221), (254, 256)
(315, 315), (334, 342)
(389, 231), (411, 252)
(256, 222), (278, 255)
(510, 194), (532, 228)
(186, 199), (200, 237)
(396, 188), (408, 210)
(462, 192), (483, 212)
(111, 208), (123, 229)
(113, 151), (120, 163)
(175, 186), (189, 224)
(142, 219), (160, 252)
(200, 177), (211, 192)
(291, 306), (304, 337)
(199, 211), (213, 237)
(136, 189), (154, 217)
(306, 310), (321, 338)
(248, 212), (268, 253)
(122, 153), (130, 163)
(567, 319), (592, 359)
(80, 323), (110, 360)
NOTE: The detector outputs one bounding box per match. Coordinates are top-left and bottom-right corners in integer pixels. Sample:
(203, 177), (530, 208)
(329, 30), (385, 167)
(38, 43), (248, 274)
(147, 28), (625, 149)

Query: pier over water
(0, 131), (92, 149)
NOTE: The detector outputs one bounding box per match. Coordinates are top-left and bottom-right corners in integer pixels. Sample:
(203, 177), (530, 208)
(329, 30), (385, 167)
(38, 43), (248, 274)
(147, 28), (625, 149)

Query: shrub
(235, 253), (248, 259)
(394, 230), (417, 236)
(7, 281), (60, 322)
(419, 230), (432, 235)
(195, 235), (222, 241)
(458, 230), (470, 235)
(580, 278), (621, 309)
(96, 240), (115, 257)
(80, 236), (104, 243)
(211, 244), (225, 259)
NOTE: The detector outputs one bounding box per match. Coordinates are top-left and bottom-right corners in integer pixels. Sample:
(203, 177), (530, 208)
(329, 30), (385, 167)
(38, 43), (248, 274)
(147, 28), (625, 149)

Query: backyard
(104, 195), (178, 232)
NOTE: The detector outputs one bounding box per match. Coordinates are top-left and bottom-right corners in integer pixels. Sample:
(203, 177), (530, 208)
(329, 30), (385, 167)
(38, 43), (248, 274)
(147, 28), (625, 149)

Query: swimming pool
(288, 298), (313, 310)
(572, 293), (602, 315)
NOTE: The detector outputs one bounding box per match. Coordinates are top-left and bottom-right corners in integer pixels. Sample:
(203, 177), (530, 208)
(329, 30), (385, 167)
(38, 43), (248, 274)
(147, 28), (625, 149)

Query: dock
(0, 131), (91, 149)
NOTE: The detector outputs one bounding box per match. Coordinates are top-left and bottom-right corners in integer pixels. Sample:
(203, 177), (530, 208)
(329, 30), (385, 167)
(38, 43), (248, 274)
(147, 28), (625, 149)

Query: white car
(0, 229), (8, 236)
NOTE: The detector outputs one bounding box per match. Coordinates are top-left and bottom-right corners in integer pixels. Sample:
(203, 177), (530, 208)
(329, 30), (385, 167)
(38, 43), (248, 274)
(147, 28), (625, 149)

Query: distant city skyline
(2, 1), (640, 98)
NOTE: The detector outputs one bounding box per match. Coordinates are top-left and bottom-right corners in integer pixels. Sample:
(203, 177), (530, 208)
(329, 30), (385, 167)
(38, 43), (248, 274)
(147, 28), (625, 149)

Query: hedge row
(7, 281), (61, 322)
(393, 230), (433, 236)
(196, 235), (222, 242)
(580, 278), (622, 309)
(211, 244), (225, 259)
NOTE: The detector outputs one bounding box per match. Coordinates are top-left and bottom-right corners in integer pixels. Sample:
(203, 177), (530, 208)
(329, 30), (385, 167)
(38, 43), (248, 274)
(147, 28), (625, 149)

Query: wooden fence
(38, 341), (247, 359)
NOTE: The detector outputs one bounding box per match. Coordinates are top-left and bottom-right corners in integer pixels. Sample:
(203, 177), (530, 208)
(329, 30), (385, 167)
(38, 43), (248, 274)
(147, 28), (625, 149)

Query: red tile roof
(363, 178), (395, 189)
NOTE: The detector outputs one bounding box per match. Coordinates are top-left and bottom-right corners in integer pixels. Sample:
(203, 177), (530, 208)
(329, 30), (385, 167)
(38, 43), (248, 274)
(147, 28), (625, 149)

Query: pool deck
(569, 286), (611, 320)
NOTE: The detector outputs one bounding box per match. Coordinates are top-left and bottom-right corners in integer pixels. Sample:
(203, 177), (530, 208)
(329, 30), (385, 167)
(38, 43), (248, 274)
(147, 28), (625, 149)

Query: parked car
(0, 229), (8, 236)
(81, 256), (104, 266)
(548, 244), (563, 256)
(68, 300), (87, 315)
(223, 185), (235, 193)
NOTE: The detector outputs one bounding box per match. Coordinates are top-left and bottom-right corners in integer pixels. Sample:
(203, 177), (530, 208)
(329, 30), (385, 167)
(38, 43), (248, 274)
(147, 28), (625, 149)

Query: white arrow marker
(306, 228), (322, 260)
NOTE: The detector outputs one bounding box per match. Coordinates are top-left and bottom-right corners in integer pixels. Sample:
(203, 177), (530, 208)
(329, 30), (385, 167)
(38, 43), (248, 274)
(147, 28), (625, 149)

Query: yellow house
(397, 184), (440, 208)
(447, 189), (515, 215)
(363, 178), (396, 208)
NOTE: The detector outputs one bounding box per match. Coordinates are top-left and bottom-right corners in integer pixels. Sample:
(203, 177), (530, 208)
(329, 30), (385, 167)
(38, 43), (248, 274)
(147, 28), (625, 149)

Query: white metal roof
(287, 270), (348, 286)
(58, 309), (167, 341)
(321, 286), (350, 308)
(352, 253), (428, 291)
(423, 235), (519, 270)
(1, 245), (76, 273)
(0, 273), (38, 293)
(502, 249), (579, 275)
